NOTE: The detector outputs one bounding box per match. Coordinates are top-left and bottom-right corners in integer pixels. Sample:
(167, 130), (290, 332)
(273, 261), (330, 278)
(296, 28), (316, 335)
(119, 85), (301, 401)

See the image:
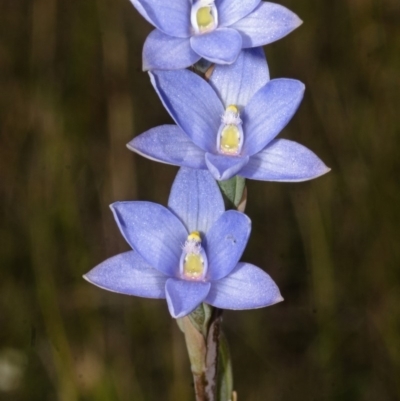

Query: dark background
(1, 0), (399, 400)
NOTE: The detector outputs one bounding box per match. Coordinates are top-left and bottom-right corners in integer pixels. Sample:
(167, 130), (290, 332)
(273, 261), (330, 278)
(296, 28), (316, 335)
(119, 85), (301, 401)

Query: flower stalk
(179, 305), (233, 401)
(178, 175), (246, 401)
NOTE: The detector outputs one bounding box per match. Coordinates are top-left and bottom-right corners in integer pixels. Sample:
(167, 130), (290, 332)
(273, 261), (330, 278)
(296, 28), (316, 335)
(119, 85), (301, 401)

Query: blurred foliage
(1, 0), (400, 400)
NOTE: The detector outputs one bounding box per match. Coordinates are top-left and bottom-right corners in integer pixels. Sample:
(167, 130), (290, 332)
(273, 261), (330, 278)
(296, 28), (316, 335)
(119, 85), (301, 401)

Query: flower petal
(230, 2), (302, 48)
(129, 0), (153, 24)
(150, 70), (224, 153)
(168, 167), (225, 234)
(190, 28), (242, 65)
(110, 202), (188, 276)
(127, 125), (207, 170)
(206, 262), (283, 309)
(143, 30), (200, 71)
(165, 278), (211, 318)
(209, 47), (269, 109)
(216, 0), (261, 27)
(129, 0), (191, 38)
(205, 153), (249, 181)
(205, 210), (251, 281)
(240, 139), (330, 181)
(84, 251), (167, 299)
(242, 78), (305, 156)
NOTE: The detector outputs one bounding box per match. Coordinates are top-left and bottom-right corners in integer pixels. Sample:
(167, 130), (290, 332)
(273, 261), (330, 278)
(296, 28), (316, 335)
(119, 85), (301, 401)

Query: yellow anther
(184, 253), (204, 279)
(187, 231), (201, 242)
(226, 105), (238, 114)
(220, 125), (241, 154)
(196, 6), (214, 31)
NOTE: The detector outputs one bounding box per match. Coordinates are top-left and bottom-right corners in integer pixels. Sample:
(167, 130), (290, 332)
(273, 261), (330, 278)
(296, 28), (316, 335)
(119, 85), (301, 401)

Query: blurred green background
(1, 0), (399, 400)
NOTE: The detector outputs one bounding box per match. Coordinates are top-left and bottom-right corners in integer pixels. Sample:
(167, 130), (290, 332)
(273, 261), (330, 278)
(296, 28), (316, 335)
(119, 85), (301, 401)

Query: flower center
(217, 105), (243, 156)
(180, 231), (208, 280)
(191, 0), (218, 34)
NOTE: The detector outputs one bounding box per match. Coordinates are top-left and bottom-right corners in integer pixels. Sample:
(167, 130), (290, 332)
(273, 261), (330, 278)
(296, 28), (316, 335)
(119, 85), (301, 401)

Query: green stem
(178, 306), (234, 401)
(182, 64), (245, 401)
(217, 176), (247, 211)
(204, 308), (222, 399)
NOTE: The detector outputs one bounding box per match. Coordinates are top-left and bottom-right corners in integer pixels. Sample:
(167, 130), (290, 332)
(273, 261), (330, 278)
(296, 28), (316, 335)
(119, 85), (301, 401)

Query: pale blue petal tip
(168, 167), (224, 233)
(206, 262), (283, 310)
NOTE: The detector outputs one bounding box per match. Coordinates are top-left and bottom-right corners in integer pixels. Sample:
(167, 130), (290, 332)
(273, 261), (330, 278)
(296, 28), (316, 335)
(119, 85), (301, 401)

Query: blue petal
(84, 251), (167, 299)
(242, 79), (305, 156)
(165, 278), (211, 318)
(240, 139), (331, 181)
(130, 0), (191, 38)
(168, 167), (225, 234)
(127, 125), (207, 170)
(209, 47), (269, 109)
(205, 210), (251, 281)
(205, 153), (249, 180)
(150, 70), (224, 153)
(129, 0), (153, 24)
(143, 30), (200, 71)
(110, 202), (188, 276)
(216, 0), (261, 27)
(231, 2), (302, 48)
(190, 28), (242, 65)
(206, 262), (283, 309)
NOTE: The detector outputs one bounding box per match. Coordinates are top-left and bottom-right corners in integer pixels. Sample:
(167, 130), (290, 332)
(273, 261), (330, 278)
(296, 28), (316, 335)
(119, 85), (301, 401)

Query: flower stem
(178, 306), (233, 401)
(204, 308), (222, 399)
(217, 176), (247, 211)
(178, 63), (245, 401)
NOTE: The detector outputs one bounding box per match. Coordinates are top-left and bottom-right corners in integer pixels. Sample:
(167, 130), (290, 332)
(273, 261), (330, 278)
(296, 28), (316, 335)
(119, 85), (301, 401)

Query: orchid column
(83, 1), (330, 401)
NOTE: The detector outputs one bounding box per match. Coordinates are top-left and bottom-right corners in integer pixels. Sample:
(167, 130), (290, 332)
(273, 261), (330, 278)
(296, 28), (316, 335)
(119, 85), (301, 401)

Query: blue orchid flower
(128, 48), (330, 181)
(84, 168), (282, 318)
(129, 0), (302, 70)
